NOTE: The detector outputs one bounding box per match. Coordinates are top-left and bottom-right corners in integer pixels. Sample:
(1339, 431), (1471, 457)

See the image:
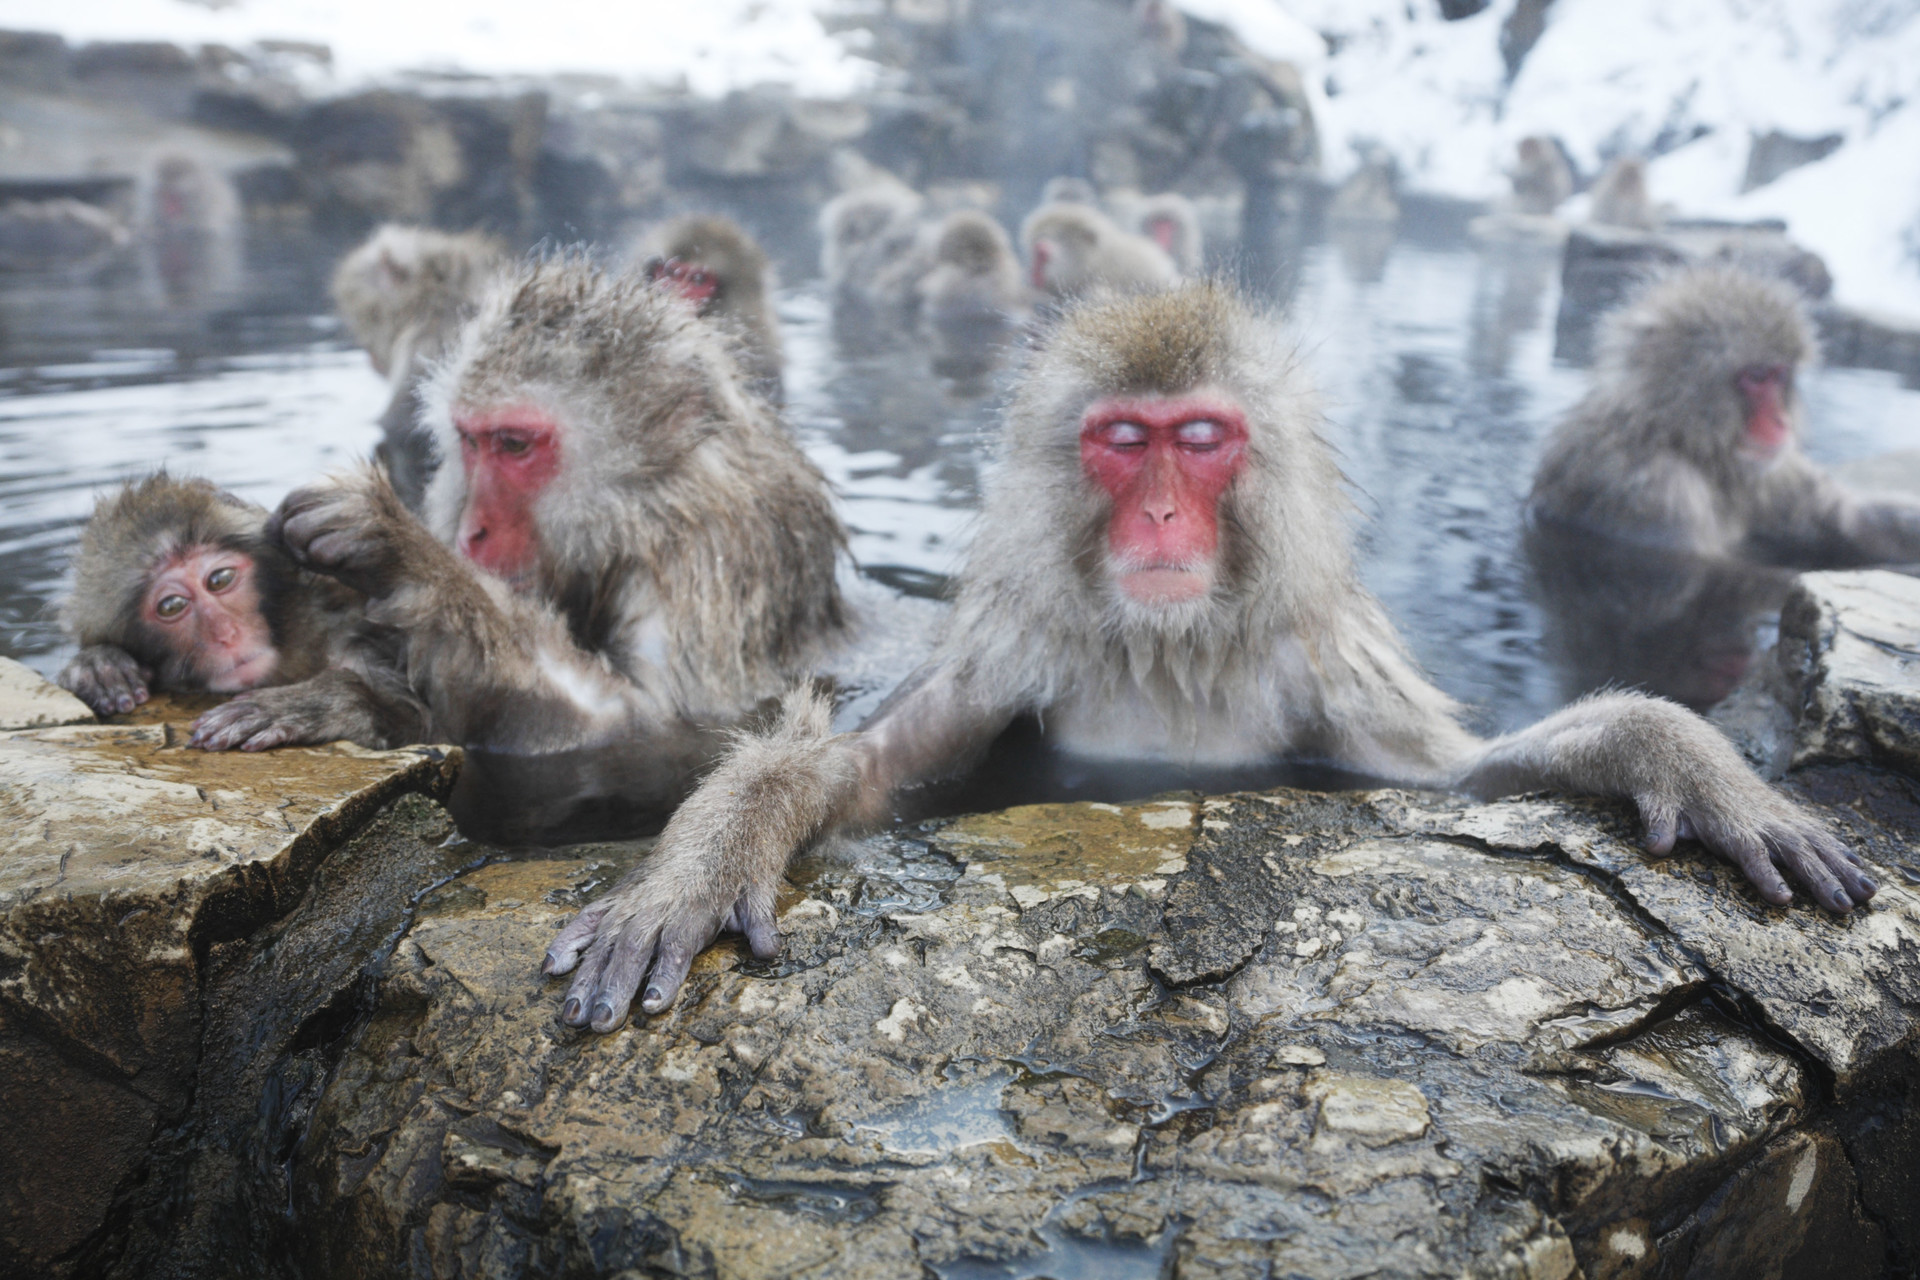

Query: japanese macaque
(1021, 202), (1180, 298)
(1529, 267), (1920, 565)
(139, 153), (240, 304)
(546, 283), (1873, 1032)
(247, 257), (847, 820)
(916, 210), (1027, 329)
(1589, 155), (1659, 230)
(1125, 192), (1204, 275)
(1328, 146), (1400, 225)
(1510, 136), (1573, 216)
(637, 213), (784, 401)
(57, 473), (424, 749)
(331, 225), (511, 510)
(819, 184), (929, 323)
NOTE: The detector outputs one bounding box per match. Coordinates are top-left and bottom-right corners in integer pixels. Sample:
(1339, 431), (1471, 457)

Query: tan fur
(1122, 192), (1204, 275)
(1511, 137), (1572, 216)
(1020, 202), (1181, 297)
(819, 184), (928, 313)
(915, 209), (1026, 325)
(330, 224), (510, 378)
(636, 213), (784, 395)
(1590, 156), (1658, 229)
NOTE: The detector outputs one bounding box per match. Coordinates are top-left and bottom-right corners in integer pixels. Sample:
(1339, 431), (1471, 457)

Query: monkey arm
(1455, 691), (1874, 913)
(186, 666), (431, 752)
(273, 468), (681, 752)
(1751, 456), (1920, 567)
(58, 644), (151, 715)
(544, 665), (1017, 1032)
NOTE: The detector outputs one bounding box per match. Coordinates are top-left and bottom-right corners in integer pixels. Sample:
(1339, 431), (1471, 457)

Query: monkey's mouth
(204, 648), (280, 692)
(1115, 561), (1213, 604)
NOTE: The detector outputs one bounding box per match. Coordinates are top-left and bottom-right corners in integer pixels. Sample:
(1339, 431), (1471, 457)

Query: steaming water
(4, 230), (1918, 738)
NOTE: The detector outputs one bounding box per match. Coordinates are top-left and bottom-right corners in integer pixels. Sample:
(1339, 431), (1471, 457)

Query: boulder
(1782, 570), (1920, 779)
(0, 703), (454, 1278)
(0, 656), (93, 730)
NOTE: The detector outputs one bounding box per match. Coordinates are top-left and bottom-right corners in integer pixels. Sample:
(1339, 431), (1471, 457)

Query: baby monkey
(58, 473), (422, 749)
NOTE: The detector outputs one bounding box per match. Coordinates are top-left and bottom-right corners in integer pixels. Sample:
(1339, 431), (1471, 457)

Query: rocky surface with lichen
(2, 571), (1918, 1278)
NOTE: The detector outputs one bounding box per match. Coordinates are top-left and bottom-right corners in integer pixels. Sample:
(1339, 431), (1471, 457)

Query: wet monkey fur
(546, 283), (1873, 1033)
(1531, 266), (1920, 566)
(250, 257), (847, 783)
(58, 473), (425, 750)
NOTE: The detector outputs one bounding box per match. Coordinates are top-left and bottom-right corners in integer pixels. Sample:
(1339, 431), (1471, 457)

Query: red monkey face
(647, 257), (719, 310)
(1145, 215), (1180, 254)
(1735, 363), (1793, 461)
(145, 546), (278, 691)
(1080, 394), (1249, 605)
(453, 405), (562, 584)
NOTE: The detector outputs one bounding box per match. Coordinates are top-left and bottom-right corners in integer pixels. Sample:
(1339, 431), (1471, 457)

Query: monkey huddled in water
(636, 213), (785, 402)
(545, 282), (1874, 1034)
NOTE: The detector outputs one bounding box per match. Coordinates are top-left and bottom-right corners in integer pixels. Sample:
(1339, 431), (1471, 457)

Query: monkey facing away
(58, 472), (425, 749)
(1530, 267), (1920, 565)
(1589, 155), (1659, 230)
(637, 213), (784, 402)
(331, 225), (511, 510)
(916, 210), (1027, 329)
(1510, 136), (1573, 216)
(1021, 201), (1180, 298)
(211, 257), (847, 817)
(545, 283), (1873, 1032)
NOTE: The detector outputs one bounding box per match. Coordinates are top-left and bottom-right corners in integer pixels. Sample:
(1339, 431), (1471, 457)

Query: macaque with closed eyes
(211, 257), (847, 823)
(57, 472), (425, 750)
(1530, 266), (1920, 566)
(545, 283), (1873, 1032)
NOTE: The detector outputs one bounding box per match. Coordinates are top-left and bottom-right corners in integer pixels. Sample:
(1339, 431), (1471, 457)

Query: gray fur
(1020, 202), (1181, 298)
(1590, 155), (1658, 229)
(915, 209), (1027, 327)
(634, 213), (784, 399)
(1531, 265), (1920, 564)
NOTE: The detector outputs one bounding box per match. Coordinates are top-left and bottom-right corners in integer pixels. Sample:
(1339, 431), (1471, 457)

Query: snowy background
(16, 0), (1920, 315)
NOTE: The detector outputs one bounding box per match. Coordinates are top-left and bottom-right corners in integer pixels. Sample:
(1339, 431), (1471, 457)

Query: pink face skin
(1145, 216), (1179, 254)
(1080, 394), (1250, 605)
(1029, 241), (1053, 291)
(147, 546), (279, 691)
(648, 258), (719, 310)
(1736, 363), (1793, 461)
(453, 405), (563, 584)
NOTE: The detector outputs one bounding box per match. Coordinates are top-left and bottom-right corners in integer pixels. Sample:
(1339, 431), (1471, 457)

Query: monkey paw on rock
(59, 644), (151, 715)
(188, 688), (315, 752)
(544, 861), (782, 1033)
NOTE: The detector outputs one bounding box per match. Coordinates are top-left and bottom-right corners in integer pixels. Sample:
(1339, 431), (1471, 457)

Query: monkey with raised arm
(1021, 202), (1180, 298)
(331, 225), (511, 510)
(637, 213), (784, 402)
(546, 283), (1871, 1033)
(219, 257), (846, 813)
(58, 472), (425, 750)
(1530, 266), (1920, 565)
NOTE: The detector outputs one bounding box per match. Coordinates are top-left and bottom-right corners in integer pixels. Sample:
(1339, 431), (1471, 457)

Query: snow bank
(1190, 0), (1920, 316)
(28, 0), (878, 98)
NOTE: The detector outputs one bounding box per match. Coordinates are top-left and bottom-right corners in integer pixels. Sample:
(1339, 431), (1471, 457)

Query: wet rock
(289, 786), (1920, 1278)
(1814, 304), (1920, 387)
(0, 713), (453, 1278)
(0, 656), (93, 730)
(1780, 570), (1920, 780)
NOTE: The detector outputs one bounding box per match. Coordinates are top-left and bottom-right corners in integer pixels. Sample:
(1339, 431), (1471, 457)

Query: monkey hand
(269, 469), (414, 598)
(188, 686), (322, 752)
(59, 645), (151, 716)
(542, 850), (783, 1034)
(1633, 758), (1875, 915)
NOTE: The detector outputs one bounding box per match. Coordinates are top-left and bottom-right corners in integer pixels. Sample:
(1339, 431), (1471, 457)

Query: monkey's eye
(1176, 420), (1225, 450)
(155, 594), (189, 620)
(1100, 422), (1149, 449)
(496, 433), (532, 456)
(205, 565), (237, 591)
(689, 270), (714, 287)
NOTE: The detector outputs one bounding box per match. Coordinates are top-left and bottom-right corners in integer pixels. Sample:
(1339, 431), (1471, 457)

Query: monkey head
(64, 474), (286, 694)
(1023, 205), (1102, 294)
(423, 256), (748, 589)
(646, 256), (720, 311)
(641, 214), (769, 318)
(330, 224), (510, 378)
(933, 211), (1012, 278)
(1598, 266), (1813, 470)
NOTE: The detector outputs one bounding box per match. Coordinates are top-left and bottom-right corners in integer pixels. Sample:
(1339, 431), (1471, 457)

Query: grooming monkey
(1530, 267), (1920, 565)
(1021, 201), (1180, 298)
(637, 213), (784, 401)
(208, 257), (847, 807)
(331, 225), (511, 509)
(546, 283), (1872, 1032)
(58, 473), (425, 749)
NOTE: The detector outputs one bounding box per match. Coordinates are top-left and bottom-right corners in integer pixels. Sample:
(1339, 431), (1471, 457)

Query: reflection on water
(5, 224), (1920, 758)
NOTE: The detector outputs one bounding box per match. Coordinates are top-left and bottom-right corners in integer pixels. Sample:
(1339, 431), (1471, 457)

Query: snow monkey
(1589, 155), (1658, 230)
(58, 473), (425, 750)
(545, 282), (1873, 1033)
(1021, 201), (1180, 298)
(225, 257), (847, 799)
(331, 224), (512, 510)
(1510, 136), (1572, 216)
(638, 213), (784, 401)
(818, 183), (929, 321)
(916, 209), (1027, 329)
(1530, 266), (1920, 565)
(1124, 192), (1205, 276)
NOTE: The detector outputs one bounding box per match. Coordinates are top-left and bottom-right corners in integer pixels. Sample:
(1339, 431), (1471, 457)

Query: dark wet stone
(1782, 570), (1920, 780)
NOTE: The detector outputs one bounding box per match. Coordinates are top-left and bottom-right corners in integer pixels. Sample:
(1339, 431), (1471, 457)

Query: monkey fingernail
(590, 1001), (618, 1029)
(561, 997), (583, 1024)
(541, 954), (558, 975)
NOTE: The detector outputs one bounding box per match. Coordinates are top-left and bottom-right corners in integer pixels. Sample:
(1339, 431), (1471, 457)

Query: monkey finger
(561, 935), (618, 1027)
(1772, 838), (1856, 914)
(587, 921), (664, 1032)
(638, 918), (719, 1016)
(731, 895), (783, 960)
(544, 902), (614, 975)
(1711, 827), (1795, 907)
(1635, 795), (1681, 856)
